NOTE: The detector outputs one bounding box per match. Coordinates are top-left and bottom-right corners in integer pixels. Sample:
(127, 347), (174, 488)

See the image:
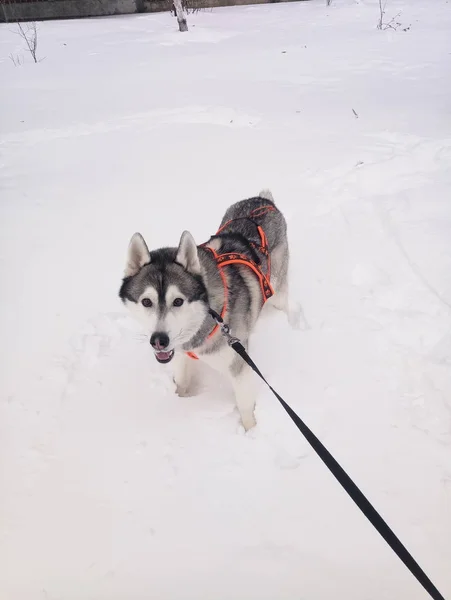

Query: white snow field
(1, 0), (451, 598)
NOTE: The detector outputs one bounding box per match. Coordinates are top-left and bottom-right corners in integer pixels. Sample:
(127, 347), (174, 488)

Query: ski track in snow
(1, 1), (451, 599)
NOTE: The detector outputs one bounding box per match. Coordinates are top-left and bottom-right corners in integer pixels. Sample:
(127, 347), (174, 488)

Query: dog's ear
(176, 231), (200, 275)
(125, 233), (150, 277)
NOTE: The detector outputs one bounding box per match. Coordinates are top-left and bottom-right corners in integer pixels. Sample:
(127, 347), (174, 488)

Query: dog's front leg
(230, 355), (257, 431)
(173, 351), (195, 397)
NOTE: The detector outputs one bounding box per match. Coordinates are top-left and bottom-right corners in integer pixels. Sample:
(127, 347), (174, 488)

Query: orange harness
(186, 205), (275, 360)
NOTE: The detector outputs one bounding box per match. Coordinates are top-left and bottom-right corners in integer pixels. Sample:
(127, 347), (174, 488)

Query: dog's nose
(150, 332), (170, 350)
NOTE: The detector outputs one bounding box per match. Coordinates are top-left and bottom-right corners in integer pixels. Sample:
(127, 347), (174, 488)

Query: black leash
(208, 309), (446, 600)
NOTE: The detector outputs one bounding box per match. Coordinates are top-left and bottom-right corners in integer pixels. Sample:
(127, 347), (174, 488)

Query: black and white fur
(119, 190), (294, 430)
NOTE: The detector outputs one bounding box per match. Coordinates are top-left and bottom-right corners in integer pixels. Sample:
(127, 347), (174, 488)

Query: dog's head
(119, 231), (209, 363)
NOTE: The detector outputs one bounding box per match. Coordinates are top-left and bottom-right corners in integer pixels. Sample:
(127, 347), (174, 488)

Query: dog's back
(213, 190), (289, 295)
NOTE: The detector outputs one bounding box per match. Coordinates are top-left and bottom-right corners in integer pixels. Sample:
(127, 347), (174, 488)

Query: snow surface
(1, 1), (451, 598)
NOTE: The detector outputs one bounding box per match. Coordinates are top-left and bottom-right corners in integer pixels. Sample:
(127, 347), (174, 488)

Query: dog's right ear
(125, 233), (151, 277)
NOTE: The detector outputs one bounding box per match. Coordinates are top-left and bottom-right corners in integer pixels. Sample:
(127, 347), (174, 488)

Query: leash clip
(209, 309), (240, 347)
(219, 322), (240, 347)
(219, 323), (240, 346)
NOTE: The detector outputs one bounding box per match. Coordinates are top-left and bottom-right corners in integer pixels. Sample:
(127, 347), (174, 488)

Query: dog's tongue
(155, 351), (171, 361)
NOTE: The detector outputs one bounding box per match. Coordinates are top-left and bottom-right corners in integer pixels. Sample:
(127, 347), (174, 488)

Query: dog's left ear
(176, 231), (201, 275)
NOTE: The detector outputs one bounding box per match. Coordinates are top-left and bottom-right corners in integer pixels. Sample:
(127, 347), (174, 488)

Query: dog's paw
(241, 412), (257, 431)
(175, 384), (195, 398)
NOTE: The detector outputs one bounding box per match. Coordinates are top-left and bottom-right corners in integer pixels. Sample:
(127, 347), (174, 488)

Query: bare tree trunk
(17, 22), (38, 63)
(173, 0), (188, 32)
(377, 0), (384, 29)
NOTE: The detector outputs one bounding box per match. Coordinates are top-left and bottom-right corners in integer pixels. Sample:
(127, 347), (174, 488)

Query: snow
(1, 0), (451, 598)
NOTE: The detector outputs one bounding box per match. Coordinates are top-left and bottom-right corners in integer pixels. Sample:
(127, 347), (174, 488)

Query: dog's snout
(150, 332), (170, 350)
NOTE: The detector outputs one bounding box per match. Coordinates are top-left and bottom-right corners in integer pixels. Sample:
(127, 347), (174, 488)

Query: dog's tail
(259, 188), (275, 203)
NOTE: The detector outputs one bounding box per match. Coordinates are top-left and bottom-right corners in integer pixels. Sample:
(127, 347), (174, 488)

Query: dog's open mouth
(154, 349), (174, 364)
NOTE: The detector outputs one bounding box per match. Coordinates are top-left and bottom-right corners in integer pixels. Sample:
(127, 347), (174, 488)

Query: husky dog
(119, 190), (293, 430)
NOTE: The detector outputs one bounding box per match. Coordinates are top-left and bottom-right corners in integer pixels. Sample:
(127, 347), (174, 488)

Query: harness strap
(204, 246), (229, 341)
(215, 205), (276, 237)
(186, 206), (274, 360)
(215, 252), (274, 300)
(257, 225), (271, 280)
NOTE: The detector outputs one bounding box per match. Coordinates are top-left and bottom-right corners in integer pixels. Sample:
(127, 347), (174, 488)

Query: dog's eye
(173, 298), (184, 307)
(141, 298), (153, 308)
